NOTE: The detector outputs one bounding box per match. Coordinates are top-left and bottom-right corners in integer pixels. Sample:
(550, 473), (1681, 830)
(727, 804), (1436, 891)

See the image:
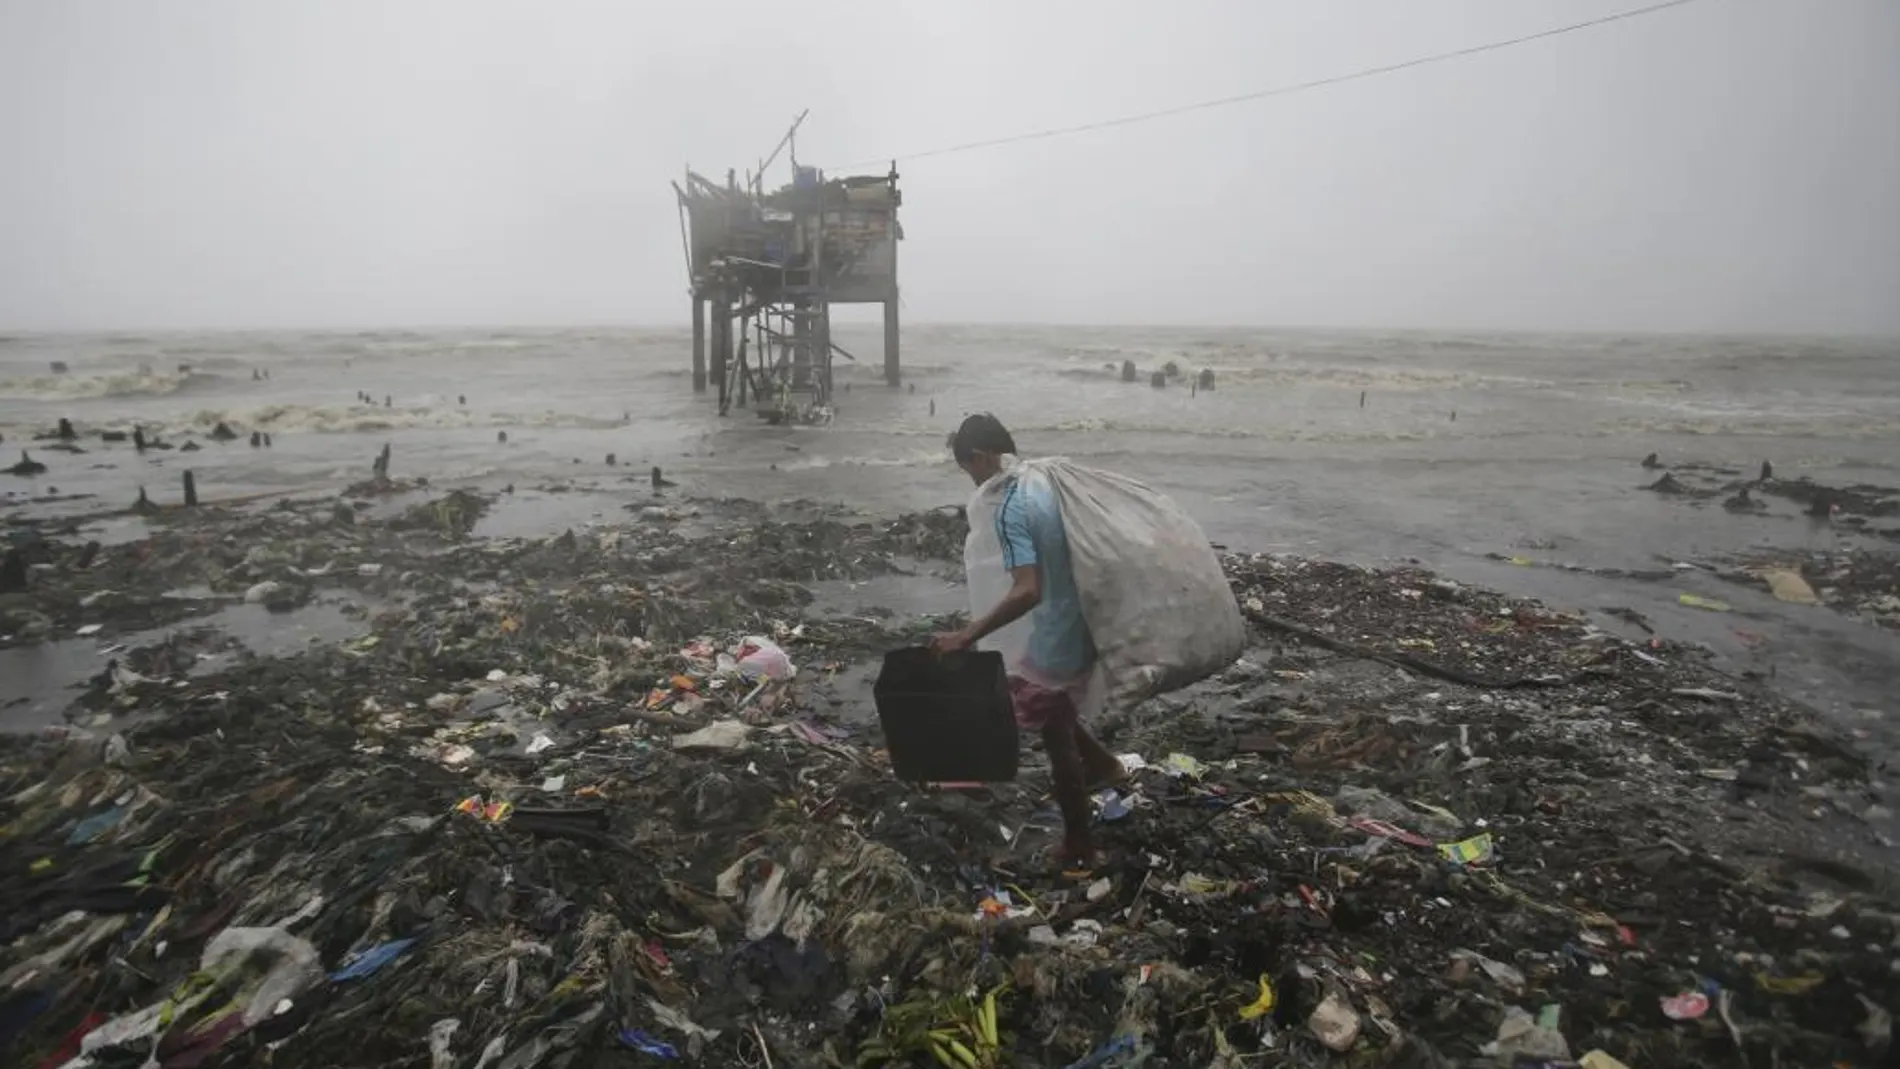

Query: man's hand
(929, 629), (974, 656)
(936, 566), (1040, 660)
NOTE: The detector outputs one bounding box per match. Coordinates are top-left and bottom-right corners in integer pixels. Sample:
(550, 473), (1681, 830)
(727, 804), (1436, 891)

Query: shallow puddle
(806, 567), (964, 621)
(0, 598), (371, 732)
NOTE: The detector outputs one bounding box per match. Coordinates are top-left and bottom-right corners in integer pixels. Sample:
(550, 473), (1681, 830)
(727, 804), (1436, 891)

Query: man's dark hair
(950, 413), (1016, 463)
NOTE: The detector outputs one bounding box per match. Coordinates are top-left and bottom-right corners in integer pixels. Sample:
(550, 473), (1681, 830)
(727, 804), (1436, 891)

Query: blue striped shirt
(995, 475), (1094, 679)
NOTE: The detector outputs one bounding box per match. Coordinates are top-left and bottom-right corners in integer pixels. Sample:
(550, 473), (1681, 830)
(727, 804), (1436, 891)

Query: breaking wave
(1596, 415), (1900, 440)
(776, 447), (951, 472)
(165, 403), (629, 436)
(0, 368), (224, 401)
(886, 417), (1458, 444)
(1033, 418), (1445, 443)
(887, 411), (1900, 445)
(1053, 360), (1557, 392)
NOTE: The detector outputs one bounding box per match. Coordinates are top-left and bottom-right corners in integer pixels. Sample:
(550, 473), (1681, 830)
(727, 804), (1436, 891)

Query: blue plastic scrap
(66, 806), (128, 845)
(329, 938), (419, 982)
(617, 1028), (680, 1059)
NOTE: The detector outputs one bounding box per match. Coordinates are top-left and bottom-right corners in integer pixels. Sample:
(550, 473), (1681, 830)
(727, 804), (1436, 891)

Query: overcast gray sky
(1, 0), (1895, 333)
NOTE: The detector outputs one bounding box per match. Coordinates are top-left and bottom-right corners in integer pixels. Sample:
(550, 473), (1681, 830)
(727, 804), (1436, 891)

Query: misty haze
(1, 3), (1896, 1067)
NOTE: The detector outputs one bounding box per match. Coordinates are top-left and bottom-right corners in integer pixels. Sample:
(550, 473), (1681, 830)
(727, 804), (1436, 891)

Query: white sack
(965, 456), (1243, 710)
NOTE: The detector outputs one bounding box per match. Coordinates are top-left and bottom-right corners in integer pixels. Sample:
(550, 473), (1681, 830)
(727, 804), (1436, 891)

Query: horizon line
(2, 320), (1895, 343)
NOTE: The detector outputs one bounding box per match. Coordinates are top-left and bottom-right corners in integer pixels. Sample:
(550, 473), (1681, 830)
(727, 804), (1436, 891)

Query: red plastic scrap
(1349, 816), (1433, 848)
(34, 1012), (107, 1069)
(1297, 884), (1334, 917)
(1661, 991), (1711, 1021)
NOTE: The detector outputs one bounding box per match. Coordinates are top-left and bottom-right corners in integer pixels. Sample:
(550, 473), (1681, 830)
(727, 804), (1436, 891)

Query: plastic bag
(736, 636), (795, 681)
(200, 925), (325, 1026)
(966, 456), (1243, 710)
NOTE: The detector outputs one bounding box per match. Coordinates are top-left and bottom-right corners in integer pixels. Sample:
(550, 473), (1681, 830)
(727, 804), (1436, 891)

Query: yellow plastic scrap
(1436, 833), (1495, 866)
(132, 904), (174, 951)
(1754, 970), (1825, 995)
(454, 795), (513, 823)
(1677, 594), (1732, 613)
(1162, 753), (1206, 780)
(159, 969), (223, 1029)
(1757, 567), (1819, 605)
(1262, 790), (1336, 821)
(1238, 975), (1277, 1021)
(1179, 873), (1232, 896)
(1578, 1052), (1632, 1069)
(122, 843), (165, 889)
(1468, 869), (1568, 918)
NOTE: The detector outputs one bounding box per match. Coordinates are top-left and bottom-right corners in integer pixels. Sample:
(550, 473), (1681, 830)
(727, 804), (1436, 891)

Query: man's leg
(1041, 719), (1095, 865)
(1076, 724), (1123, 787)
(1011, 676), (1101, 866)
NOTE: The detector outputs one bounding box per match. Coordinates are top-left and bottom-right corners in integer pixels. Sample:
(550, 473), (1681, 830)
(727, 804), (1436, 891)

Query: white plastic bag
(736, 636), (795, 681)
(966, 456), (1243, 710)
(200, 925), (326, 1027)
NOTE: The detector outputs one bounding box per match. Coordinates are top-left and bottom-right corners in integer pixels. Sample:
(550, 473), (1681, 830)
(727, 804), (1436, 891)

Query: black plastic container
(873, 646), (1019, 782)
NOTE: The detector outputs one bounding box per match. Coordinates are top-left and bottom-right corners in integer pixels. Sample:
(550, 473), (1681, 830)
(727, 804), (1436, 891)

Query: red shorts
(1008, 675), (1080, 731)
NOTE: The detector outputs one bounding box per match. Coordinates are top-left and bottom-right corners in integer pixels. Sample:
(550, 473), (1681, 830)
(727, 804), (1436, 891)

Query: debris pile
(1711, 548), (1900, 631)
(1631, 460), (1900, 542)
(1, 495), (1892, 1068)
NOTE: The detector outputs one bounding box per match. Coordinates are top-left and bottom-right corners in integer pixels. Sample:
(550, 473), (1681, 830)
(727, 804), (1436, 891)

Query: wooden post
(182, 470), (198, 507)
(883, 298), (900, 387)
(691, 297), (707, 393)
(711, 297), (731, 410)
(736, 316), (750, 408)
(816, 305), (834, 403)
(792, 306), (811, 389)
(0, 548), (24, 593)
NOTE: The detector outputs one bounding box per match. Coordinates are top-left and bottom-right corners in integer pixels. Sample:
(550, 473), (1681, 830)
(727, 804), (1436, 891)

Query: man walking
(931, 414), (1124, 868)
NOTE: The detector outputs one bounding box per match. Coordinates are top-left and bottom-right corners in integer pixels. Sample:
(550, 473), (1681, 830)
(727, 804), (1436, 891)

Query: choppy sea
(3, 324), (1897, 745)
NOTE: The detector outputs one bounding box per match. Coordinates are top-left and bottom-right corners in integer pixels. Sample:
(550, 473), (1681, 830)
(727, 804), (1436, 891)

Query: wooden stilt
(816, 305), (833, 402)
(736, 316), (750, 408)
(691, 297), (707, 393)
(883, 298), (900, 387)
(182, 470), (198, 508)
(711, 297), (731, 411)
(792, 307), (811, 389)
